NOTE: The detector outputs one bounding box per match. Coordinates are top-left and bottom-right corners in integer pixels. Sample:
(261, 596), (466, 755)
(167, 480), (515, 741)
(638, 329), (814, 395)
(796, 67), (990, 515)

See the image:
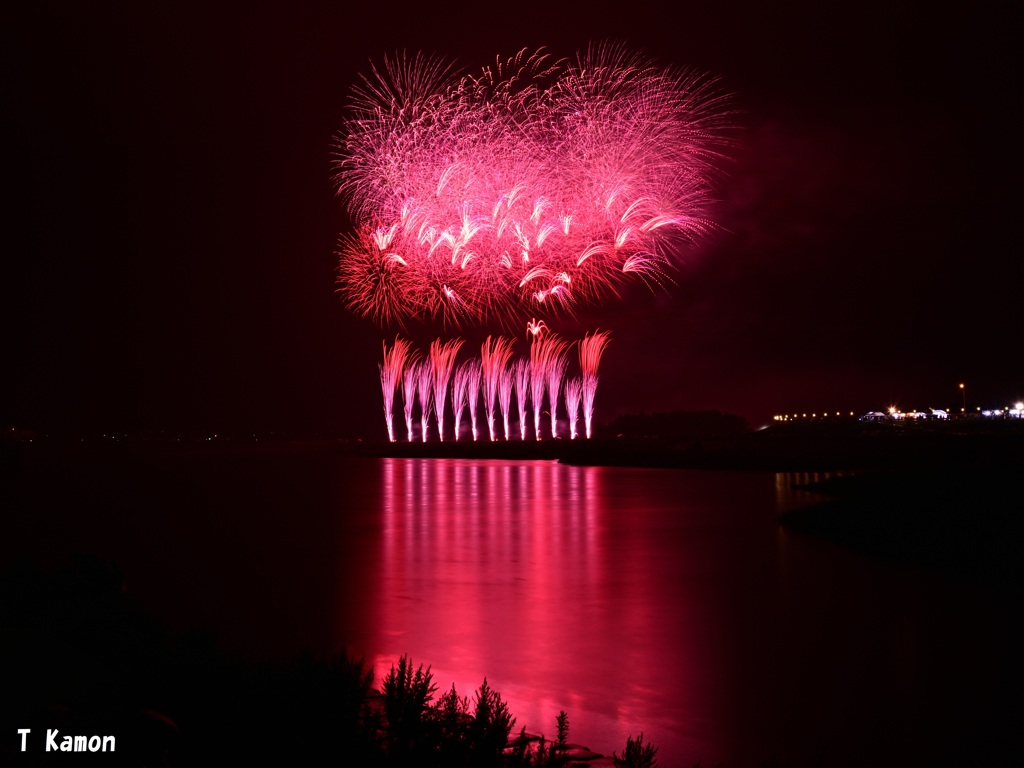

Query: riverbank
(1, 554), (619, 766)
(778, 466), (1024, 595)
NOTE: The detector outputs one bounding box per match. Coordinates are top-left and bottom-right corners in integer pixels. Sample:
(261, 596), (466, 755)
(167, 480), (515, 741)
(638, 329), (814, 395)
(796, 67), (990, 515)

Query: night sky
(4, 1), (1020, 439)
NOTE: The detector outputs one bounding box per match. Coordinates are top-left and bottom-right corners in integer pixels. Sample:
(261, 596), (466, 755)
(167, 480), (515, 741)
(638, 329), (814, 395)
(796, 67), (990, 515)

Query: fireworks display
(339, 44), (726, 440)
(429, 339), (464, 441)
(379, 337), (412, 442)
(579, 331), (611, 439)
(377, 328), (608, 442)
(333, 44), (731, 328)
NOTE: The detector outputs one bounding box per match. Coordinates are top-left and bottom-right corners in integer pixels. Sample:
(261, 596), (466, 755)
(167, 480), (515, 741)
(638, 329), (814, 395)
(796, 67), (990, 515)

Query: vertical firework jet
(379, 337), (411, 442)
(545, 343), (569, 439)
(498, 365), (515, 441)
(466, 360), (483, 441)
(529, 333), (568, 440)
(430, 339), (464, 441)
(416, 360), (433, 442)
(377, 332), (610, 442)
(579, 331), (611, 439)
(451, 359), (478, 442)
(480, 336), (515, 441)
(401, 349), (422, 441)
(513, 359), (531, 441)
(565, 378), (583, 439)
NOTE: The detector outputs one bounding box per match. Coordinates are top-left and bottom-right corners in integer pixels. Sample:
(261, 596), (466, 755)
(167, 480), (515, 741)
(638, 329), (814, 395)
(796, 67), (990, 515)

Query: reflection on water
(12, 448), (1017, 764)
(359, 459), (1019, 767)
(773, 471), (846, 512)
(376, 459), (613, 748)
(371, 459), (773, 764)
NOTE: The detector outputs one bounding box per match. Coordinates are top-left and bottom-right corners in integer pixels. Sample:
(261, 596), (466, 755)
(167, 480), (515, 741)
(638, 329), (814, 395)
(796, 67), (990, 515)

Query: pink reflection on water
(374, 459), (725, 762)
(357, 461), (1021, 765)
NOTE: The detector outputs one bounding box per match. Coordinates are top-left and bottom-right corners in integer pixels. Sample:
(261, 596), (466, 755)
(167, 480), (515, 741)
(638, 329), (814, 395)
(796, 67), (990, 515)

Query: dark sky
(3, 1), (1020, 437)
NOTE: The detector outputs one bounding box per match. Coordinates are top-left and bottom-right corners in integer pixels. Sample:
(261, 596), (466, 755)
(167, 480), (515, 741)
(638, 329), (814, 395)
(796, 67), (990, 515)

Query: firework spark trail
(529, 355), (546, 441)
(529, 334), (568, 440)
(416, 360), (434, 443)
(466, 360), (483, 441)
(334, 44), (731, 327)
(480, 336), (515, 441)
(401, 349), (422, 441)
(452, 359), (478, 442)
(430, 338), (464, 441)
(513, 358), (531, 441)
(565, 377), (583, 440)
(580, 341), (608, 440)
(579, 330), (611, 439)
(498, 365), (514, 441)
(545, 343), (569, 439)
(379, 337), (411, 442)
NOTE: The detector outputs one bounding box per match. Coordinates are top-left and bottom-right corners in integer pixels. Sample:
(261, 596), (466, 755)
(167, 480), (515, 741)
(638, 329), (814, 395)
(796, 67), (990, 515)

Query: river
(8, 445), (1019, 765)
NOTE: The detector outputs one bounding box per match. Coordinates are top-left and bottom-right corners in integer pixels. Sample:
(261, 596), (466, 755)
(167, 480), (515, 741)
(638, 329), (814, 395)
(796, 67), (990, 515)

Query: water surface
(10, 447), (1019, 765)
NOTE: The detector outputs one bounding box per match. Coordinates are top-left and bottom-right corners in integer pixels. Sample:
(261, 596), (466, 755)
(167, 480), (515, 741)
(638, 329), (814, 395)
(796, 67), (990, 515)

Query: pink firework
(579, 330), (611, 439)
(545, 344), (569, 439)
(480, 336), (515, 441)
(465, 360), (483, 441)
(498, 365), (515, 441)
(401, 348), (422, 441)
(451, 358), (479, 442)
(379, 337), (411, 442)
(334, 44), (731, 327)
(513, 358), (531, 441)
(565, 377), (583, 440)
(416, 360), (433, 442)
(529, 334), (569, 440)
(430, 338), (464, 441)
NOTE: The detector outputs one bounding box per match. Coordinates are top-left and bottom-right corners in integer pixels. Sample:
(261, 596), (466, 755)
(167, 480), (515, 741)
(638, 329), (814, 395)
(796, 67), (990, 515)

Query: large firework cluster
(333, 44), (731, 328)
(379, 329), (610, 443)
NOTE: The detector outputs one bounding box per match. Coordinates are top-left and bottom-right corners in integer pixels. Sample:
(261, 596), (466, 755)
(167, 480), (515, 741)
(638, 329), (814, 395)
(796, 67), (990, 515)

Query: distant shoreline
(7, 420), (1023, 474)
(356, 421), (1024, 473)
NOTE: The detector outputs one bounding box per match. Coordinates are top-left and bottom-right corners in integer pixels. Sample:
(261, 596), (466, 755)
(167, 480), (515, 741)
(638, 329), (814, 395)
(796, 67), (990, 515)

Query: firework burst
(334, 43), (730, 328)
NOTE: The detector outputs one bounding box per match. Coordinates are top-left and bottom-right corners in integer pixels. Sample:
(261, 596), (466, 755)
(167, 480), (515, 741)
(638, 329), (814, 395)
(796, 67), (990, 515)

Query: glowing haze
(333, 44), (731, 328)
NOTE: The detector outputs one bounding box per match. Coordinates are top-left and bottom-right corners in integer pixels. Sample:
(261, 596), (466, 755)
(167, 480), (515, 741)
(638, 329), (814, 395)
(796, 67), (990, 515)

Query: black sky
(3, 1), (1020, 438)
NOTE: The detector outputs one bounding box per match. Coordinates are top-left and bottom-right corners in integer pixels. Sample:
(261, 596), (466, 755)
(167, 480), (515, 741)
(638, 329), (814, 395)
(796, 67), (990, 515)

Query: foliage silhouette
(614, 732), (659, 768)
(555, 710), (569, 749)
(382, 654), (438, 760)
(468, 677), (516, 766)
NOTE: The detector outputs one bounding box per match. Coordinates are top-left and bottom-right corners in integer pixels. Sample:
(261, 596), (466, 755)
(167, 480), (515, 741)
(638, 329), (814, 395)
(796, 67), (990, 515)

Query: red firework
(334, 44), (731, 328)
(379, 337), (411, 442)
